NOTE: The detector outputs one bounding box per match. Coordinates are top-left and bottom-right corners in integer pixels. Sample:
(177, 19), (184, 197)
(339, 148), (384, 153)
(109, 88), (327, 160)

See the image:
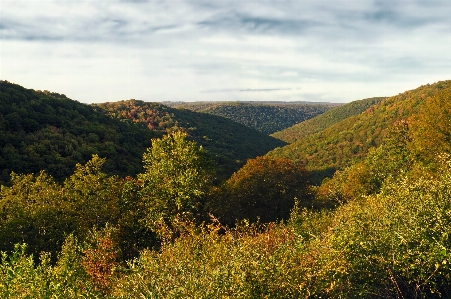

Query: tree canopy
(138, 132), (214, 237)
(209, 156), (310, 224)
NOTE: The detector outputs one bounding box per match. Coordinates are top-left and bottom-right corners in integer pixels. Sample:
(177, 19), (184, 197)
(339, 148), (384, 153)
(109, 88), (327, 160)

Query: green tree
(138, 131), (214, 238)
(63, 155), (122, 236)
(210, 156), (310, 225)
(0, 171), (72, 257)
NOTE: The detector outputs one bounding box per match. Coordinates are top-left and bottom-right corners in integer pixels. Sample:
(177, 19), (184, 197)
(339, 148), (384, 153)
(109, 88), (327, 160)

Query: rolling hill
(165, 101), (338, 134)
(0, 80), (157, 184)
(267, 81), (451, 183)
(0, 81), (285, 183)
(271, 97), (385, 143)
(93, 100), (286, 179)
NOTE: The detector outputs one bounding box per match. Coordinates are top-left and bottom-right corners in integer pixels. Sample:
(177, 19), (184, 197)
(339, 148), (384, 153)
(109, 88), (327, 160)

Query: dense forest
(271, 97), (385, 143)
(2, 80), (451, 298)
(93, 99), (286, 179)
(0, 81), (157, 184)
(267, 83), (448, 183)
(0, 81), (284, 184)
(166, 101), (337, 134)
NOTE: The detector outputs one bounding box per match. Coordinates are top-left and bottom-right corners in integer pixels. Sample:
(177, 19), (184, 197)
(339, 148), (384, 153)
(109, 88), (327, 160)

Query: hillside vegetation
(268, 82), (450, 182)
(271, 97), (385, 143)
(0, 81), (284, 184)
(3, 80), (451, 298)
(94, 100), (286, 179)
(166, 101), (337, 134)
(0, 81), (156, 184)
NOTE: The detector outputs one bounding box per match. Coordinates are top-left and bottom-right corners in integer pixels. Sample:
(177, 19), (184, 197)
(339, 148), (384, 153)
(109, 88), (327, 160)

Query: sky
(1, 0), (451, 104)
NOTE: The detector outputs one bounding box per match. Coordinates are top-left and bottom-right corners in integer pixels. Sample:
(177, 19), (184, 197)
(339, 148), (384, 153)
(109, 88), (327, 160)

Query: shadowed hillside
(165, 101), (338, 134)
(94, 100), (287, 179)
(0, 81), (285, 184)
(0, 80), (156, 184)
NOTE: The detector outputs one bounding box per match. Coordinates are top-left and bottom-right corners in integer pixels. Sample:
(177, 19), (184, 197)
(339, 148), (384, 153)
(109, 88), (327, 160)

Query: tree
(0, 171), (71, 257)
(138, 131), (214, 237)
(409, 87), (451, 168)
(209, 156), (310, 225)
(316, 121), (414, 204)
(63, 155), (122, 236)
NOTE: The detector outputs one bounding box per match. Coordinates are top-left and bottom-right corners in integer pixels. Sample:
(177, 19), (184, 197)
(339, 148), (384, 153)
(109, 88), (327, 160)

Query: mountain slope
(271, 97), (385, 143)
(94, 100), (286, 179)
(267, 81), (451, 183)
(165, 101), (337, 134)
(0, 80), (156, 184)
(0, 81), (285, 184)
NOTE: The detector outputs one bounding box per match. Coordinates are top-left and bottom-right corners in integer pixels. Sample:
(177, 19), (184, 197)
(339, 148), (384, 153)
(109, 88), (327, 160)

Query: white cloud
(1, 0), (450, 103)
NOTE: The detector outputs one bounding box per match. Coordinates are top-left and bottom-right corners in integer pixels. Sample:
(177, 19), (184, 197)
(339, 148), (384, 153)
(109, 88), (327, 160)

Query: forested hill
(271, 97), (385, 143)
(4, 80), (451, 297)
(93, 100), (286, 178)
(0, 81), (285, 184)
(0, 80), (157, 184)
(267, 81), (451, 183)
(165, 101), (337, 134)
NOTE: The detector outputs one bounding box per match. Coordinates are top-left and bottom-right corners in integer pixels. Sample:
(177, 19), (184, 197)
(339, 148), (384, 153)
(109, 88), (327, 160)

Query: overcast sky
(1, 0), (451, 103)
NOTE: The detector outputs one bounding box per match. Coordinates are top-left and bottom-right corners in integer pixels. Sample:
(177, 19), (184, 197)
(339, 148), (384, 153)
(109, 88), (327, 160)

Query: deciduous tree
(210, 156), (310, 224)
(138, 131), (214, 238)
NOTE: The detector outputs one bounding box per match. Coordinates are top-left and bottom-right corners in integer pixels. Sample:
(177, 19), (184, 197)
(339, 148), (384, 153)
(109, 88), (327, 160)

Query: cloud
(197, 12), (320, 35)
(0, 1), (187, 42)
(1, 0), (448, 44)
(1, 0), (450, 104)
(239, 88), (293, 92)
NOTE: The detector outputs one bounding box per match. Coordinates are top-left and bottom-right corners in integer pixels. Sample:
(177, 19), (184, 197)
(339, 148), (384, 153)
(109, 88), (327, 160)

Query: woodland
(1, 80), (451, 298)
(165, 101), (338, 134)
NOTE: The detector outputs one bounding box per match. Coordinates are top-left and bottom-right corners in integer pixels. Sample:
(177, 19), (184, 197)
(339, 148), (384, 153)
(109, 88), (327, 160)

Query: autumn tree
(63, 155), (122, 236)
(409, 86), (451, 168)
(0, 171), (70, 257)
(138, 131), (214, 238)
(82, 225), (120, 295)
(209, 156), (310, 225)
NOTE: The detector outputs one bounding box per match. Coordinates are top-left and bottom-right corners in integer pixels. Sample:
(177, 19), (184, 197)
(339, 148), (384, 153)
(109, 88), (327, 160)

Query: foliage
(272, 97), (385, 143)
(138, 132), (214, 238)
(0, 155), (154, 261)
(168, 101), (336, 134)
(268, 81), (451, 183)
(320, 160), (451, 298)
(409, 84), (451, 169)
(316, 120), (414, 204)
(0, 241), (101, 298)
(209, 156), (310, 225)
(112, 221), (310, 299)
(0, 81), (285, 185)
(3, 80), (451, 298)
(63, 156), (121, 232)
(0, 170), (72, 257)
(0, 80), (156, 184)
(110, 158), (451, 298)
(82, 226), (121, 296)
(94, 99), (287, 180)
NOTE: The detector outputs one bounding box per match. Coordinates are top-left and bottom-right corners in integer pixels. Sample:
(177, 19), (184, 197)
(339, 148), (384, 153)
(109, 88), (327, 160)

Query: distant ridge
(165, 101), (338, 134)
